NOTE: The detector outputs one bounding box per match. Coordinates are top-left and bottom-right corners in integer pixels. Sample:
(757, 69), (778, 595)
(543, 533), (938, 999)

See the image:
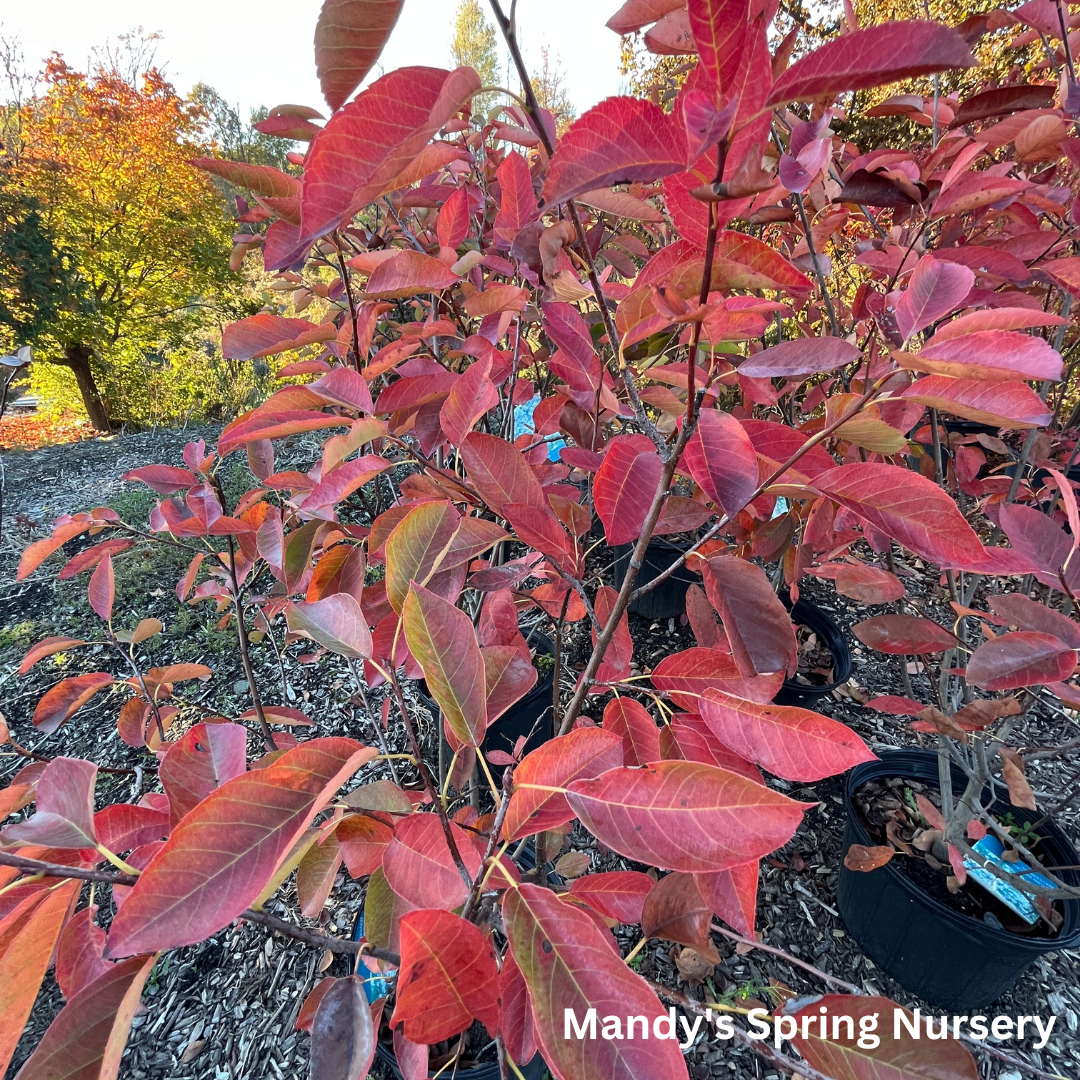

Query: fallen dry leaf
(843, 844), (895, 872)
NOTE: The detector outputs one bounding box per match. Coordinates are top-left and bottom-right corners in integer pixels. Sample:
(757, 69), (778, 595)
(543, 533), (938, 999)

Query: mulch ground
(2, 428), (1079, 1080)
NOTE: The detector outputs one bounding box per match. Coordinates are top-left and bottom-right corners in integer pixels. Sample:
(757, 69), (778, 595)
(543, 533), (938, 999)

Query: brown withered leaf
(998, 747), (1037, 811)
(843, 844), (895, 872)
(555, 851), (591, 879)
(915, 705), (969, 743)
(180, 1040), (206, 1064)
(1034, 896), (1064, 931)
(885, 820), (915, 856)
(674, 946), (715, 985)
(952, 697), (1021, 728)
(912, 827), (941, 852)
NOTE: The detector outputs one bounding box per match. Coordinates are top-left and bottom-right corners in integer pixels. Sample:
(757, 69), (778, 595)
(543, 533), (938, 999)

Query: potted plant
(839, 749), (1080, 1010)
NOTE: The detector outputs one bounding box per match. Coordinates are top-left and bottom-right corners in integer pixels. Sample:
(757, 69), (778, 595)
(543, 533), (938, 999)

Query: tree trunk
(61, 344), (111, 431)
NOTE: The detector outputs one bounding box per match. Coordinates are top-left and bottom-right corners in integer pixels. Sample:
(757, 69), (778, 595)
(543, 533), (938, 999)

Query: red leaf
(686, 583), (724, 649)
(440, 355), (498, 444)
(381, 814), (482, 910)
(568, 870), (656, 925)
(403, 583), (488, 747)
(680, 409), (758, 518)
(702, 556), (796, 677)
(483, 645), (538, 726)
(784, 995), (978, 1080)
(499, 949), (537, 1066)
(566, 760), (809, 873)
(670, 713), (764, 782)
(738, 337), (861, 379)
(687, 0), (750, 96)
(505, 728), (623, 841)
(832, 562), (906, 604)
(315, 0), (404, 112)
(286, 594), (373, 659)
(894, 255), (975, 341)
(94, 803), (170, 853)
(393, 1028), (429, 1080)
(695, 861), (759, 937)
(300, 66), (481, 241)
(157, 721), (247, 829)
(641, 870), (720, 960)
(297, 831), (342, 916)
(460, 432), (546, 517)
(541, 97), (687, 208)
(33, 673), (114, 735)
(988, 593), (1080, 649)
(436, 184), (470, 249)
(337, 814), (393, 878)
(900, 375), (1051, 429)
(58, 538), (134, 581)
(17, 519), (93, 581)
(15, 952), (156, 1080)
(852, 615), (959, 654)
(0, 880), (82, 1075)
(700, 690), (876, 782)
(902, 331), (1063, 382)
(222, 314), (336, 360)
(364, 250), (461, 299)
(393, 909), (500, 1043)
(494, 151), (539, 247)
(767, 22), (974, 106)
(55, 905), (110, 999)
(18, 636), (87, 677)
(105, 739), (375, 956)
(594, 437), (663, 546)
(813, 462), (984, 570)
(503, 883), (686, 1080)
(218, 410), (350, 457)
(88, 555), (114, 623)
(191, 158), (300, 198)
(121, 465), (200, 494)
(603, 698), (661, 768)
(866, 695), (926, 716)
(310, 975), (376, 1080)
(966, 631), (1077, 691)
(607, 0), (684, 35)
(651, 648), (785, 710)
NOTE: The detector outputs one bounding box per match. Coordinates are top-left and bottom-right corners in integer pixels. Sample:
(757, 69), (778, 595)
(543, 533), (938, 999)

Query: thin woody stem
(0, 852), (402, 965)
(486, 0), (664, 454)
(386, 667), (474, 890)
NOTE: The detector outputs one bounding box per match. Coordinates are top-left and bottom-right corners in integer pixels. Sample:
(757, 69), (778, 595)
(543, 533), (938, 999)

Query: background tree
(531, 45), (576, 130)
(451, 0), (500, 114)
(6, 54), (239, 428)
(191, 84), (297, 171)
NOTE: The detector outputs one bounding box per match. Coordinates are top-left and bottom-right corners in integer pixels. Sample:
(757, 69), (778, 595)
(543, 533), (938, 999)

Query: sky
(1, 0), (627, 119)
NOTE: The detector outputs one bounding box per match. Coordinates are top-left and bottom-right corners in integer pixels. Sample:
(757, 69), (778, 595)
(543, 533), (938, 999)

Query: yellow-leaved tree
(7, 54), (241, 428)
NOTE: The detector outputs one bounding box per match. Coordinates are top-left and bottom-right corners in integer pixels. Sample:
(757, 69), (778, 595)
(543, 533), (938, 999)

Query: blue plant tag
(514, 394), (566, 461)
(352, 911), (395, 1003)
(962, 834), (1055, 925)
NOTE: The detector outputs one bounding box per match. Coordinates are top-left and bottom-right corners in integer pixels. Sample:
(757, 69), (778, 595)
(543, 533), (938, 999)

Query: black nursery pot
(422, 633), (556, 778)
(941, 418), (1000, 438)
(610, 537), (696, 620)
(773, 597), (852, 709)
(837, 750), (1080, 1010)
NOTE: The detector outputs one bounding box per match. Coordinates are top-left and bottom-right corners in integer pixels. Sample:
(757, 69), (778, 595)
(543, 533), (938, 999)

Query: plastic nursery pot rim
(843, 750), (1080, 950)
(773, 596), (853, 705)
